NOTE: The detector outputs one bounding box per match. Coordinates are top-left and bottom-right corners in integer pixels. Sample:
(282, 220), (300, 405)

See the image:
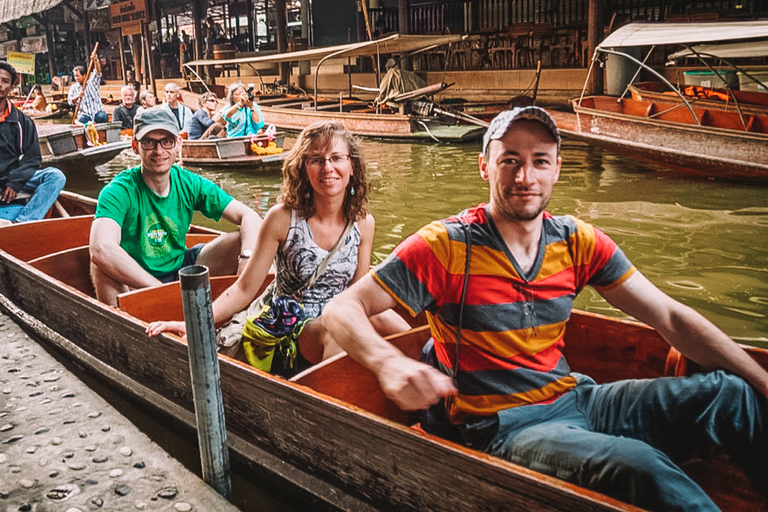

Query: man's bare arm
(601, 271), (768, 398)
(323, 275), (456, 410)
(89, 217), (161, 290)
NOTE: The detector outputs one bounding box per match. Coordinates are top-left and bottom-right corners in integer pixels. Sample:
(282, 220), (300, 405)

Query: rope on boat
(417, 120), (440, 142)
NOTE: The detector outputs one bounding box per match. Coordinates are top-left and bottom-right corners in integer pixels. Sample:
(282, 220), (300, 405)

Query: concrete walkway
(0, 309), (239, 511)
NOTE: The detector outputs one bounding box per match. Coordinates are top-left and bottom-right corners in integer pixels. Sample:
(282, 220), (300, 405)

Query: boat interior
(0, 195), (766, 511)
(579, 96), (768, 134)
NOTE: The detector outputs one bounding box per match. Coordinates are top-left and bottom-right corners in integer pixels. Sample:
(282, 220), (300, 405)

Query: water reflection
(73, 138), (768, 346)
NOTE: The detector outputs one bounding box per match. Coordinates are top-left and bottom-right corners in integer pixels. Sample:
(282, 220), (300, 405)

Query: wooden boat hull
(181, 133), (288, 171)
(37, 122), (130, 170)
(261, 104), (486, 142)
(629, 82), (768, 115)
(0, 192), (765, 511)
(562, 97), (768, 181)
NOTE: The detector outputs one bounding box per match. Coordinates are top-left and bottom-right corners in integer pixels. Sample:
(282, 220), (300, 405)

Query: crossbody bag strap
(295, 218), (355, 295)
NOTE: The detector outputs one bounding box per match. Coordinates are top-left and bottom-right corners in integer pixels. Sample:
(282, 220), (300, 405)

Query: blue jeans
(0, 167), (66, 222)
(77, 110), (109, 124)
(487, 371), (767, 512)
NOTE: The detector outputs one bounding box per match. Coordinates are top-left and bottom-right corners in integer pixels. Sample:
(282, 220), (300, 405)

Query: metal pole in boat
(178, 265), (231, 500)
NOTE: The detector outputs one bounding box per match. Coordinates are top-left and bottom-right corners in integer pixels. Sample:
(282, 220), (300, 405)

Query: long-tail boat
(36, 122), (130, 170)
(183, 34), (487, 143)
(0, 191), (766, 511)
(565, 20), (768, 181)
(180, 131), (288, 171)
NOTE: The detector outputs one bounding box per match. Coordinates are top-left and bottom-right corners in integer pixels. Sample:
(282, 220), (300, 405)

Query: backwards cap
(482, 106), (561, 154)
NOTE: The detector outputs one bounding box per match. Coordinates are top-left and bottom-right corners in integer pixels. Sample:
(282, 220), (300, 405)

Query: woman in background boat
(188, 91), (225, 140)
(26, 85), (47, 112)
(147, 120), (409, 371)
(220, 82), (264, 137)
(136, 89), (156, 115)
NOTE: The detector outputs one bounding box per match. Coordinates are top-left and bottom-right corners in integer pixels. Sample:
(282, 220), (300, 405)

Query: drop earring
(350, 184), (355, 196)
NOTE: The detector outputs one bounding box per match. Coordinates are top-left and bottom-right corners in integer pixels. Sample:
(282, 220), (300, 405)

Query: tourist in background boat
(89, 107), (262, 306)
(26, 85), (47, 112)
(188, 91), (225, 140)
(136, 89), (156, 115)
(67, 50), (108, 125)
(147, 120), (410, 372)
(0, 62), (66, 227)
(323, 106), (768, 512)
(161, 82), (193, 137)
(220, 82), (264, 138)
(111, 85), (139, 136)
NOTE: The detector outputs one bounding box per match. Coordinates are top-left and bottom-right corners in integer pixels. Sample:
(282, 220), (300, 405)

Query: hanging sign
(8, 52), (35, 75)
(110, 0), (148, 28)
(122, 23), (142, 36)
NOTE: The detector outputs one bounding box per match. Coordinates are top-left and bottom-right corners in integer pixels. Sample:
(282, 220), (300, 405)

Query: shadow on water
(55, 135), (768, 509)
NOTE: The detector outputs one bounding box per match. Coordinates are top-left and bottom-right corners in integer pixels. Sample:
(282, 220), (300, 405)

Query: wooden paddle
(71, 42), (100, 125)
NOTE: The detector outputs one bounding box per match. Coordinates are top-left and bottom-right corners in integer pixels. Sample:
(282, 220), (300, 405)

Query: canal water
(60, 136), (767, 511)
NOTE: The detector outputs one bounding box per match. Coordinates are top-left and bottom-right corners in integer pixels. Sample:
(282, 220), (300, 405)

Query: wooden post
(178, 265), (231, 500)
(275, 0), (289, 86)
(398, 0), (410, 34)
(43, 14), (57, 84)
(142, 22), (156, 95)
(131, 34), (143, 86)
(587, 0), (604, 95)
(118, 34), (127, 83)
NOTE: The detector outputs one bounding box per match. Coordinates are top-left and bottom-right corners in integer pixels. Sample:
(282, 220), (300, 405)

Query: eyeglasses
(305, 154), (350, 167)
(138, 137), (177, 150)
(206, 98), (218, 104)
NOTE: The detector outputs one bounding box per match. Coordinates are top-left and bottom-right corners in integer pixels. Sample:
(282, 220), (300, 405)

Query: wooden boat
(36, 122), (130, 170)
(0, 190), (766, 511)
(628, 81), (768, 115)
(181, 131), (288, 171)
(569, 20), (768, 181)
(184, 34), (487, 143)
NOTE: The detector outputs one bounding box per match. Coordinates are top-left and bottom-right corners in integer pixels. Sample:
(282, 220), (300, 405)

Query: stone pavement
(0, 310), (240, 512)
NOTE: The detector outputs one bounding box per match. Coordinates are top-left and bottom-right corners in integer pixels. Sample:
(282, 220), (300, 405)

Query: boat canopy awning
(667, 41), (768, 63)
(0, 0), (65, 24)
(597, 20), (768, 50)
(185, 34), (466, 68)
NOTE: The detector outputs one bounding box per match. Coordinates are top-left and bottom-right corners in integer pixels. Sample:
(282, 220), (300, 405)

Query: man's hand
(377, 356), (457, 411)
(1, 187), (18, 204)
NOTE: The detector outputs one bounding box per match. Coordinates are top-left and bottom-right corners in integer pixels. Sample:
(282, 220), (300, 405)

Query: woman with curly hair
(147, 120), (409, 371)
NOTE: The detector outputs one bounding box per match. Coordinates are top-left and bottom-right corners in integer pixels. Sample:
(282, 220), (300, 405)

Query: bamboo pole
(71, 42), (100, 125)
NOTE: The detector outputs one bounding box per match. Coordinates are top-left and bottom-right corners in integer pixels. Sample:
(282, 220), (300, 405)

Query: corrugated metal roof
(185, 34), (467, 67)
(597, 20), (768, 49)
(0, 0), (66, 25)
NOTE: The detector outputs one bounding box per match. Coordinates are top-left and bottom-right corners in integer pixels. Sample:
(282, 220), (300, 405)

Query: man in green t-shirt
(90, 107), (263, 306)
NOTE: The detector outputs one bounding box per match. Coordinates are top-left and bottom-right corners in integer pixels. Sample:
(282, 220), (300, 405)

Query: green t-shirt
(94, 164), (233, 277)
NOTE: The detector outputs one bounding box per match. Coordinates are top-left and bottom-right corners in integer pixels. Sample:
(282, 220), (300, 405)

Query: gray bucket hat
(133, 106), (179, 140)
(482, 106), (561, 154)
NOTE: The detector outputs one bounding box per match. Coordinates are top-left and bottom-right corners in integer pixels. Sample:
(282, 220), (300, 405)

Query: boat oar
(19, 85), (36, 111)
(71, 42), (100, 126)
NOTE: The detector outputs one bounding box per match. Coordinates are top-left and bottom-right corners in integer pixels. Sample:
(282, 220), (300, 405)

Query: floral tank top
(271, 209), (361, 318)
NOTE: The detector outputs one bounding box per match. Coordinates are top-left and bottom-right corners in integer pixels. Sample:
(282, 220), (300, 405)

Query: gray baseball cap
(482, 106), (561, 154)
(133, 106), (179, 140)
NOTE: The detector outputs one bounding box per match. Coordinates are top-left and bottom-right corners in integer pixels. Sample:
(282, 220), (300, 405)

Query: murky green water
(73, 137), (768, 347)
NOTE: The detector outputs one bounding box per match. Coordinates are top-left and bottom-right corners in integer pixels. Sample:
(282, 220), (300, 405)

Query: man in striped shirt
(67, 52), (108, 125)
(323, 107), (768, 511)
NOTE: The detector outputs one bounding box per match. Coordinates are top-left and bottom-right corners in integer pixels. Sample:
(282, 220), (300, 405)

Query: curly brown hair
(279, 121), (369, 222)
